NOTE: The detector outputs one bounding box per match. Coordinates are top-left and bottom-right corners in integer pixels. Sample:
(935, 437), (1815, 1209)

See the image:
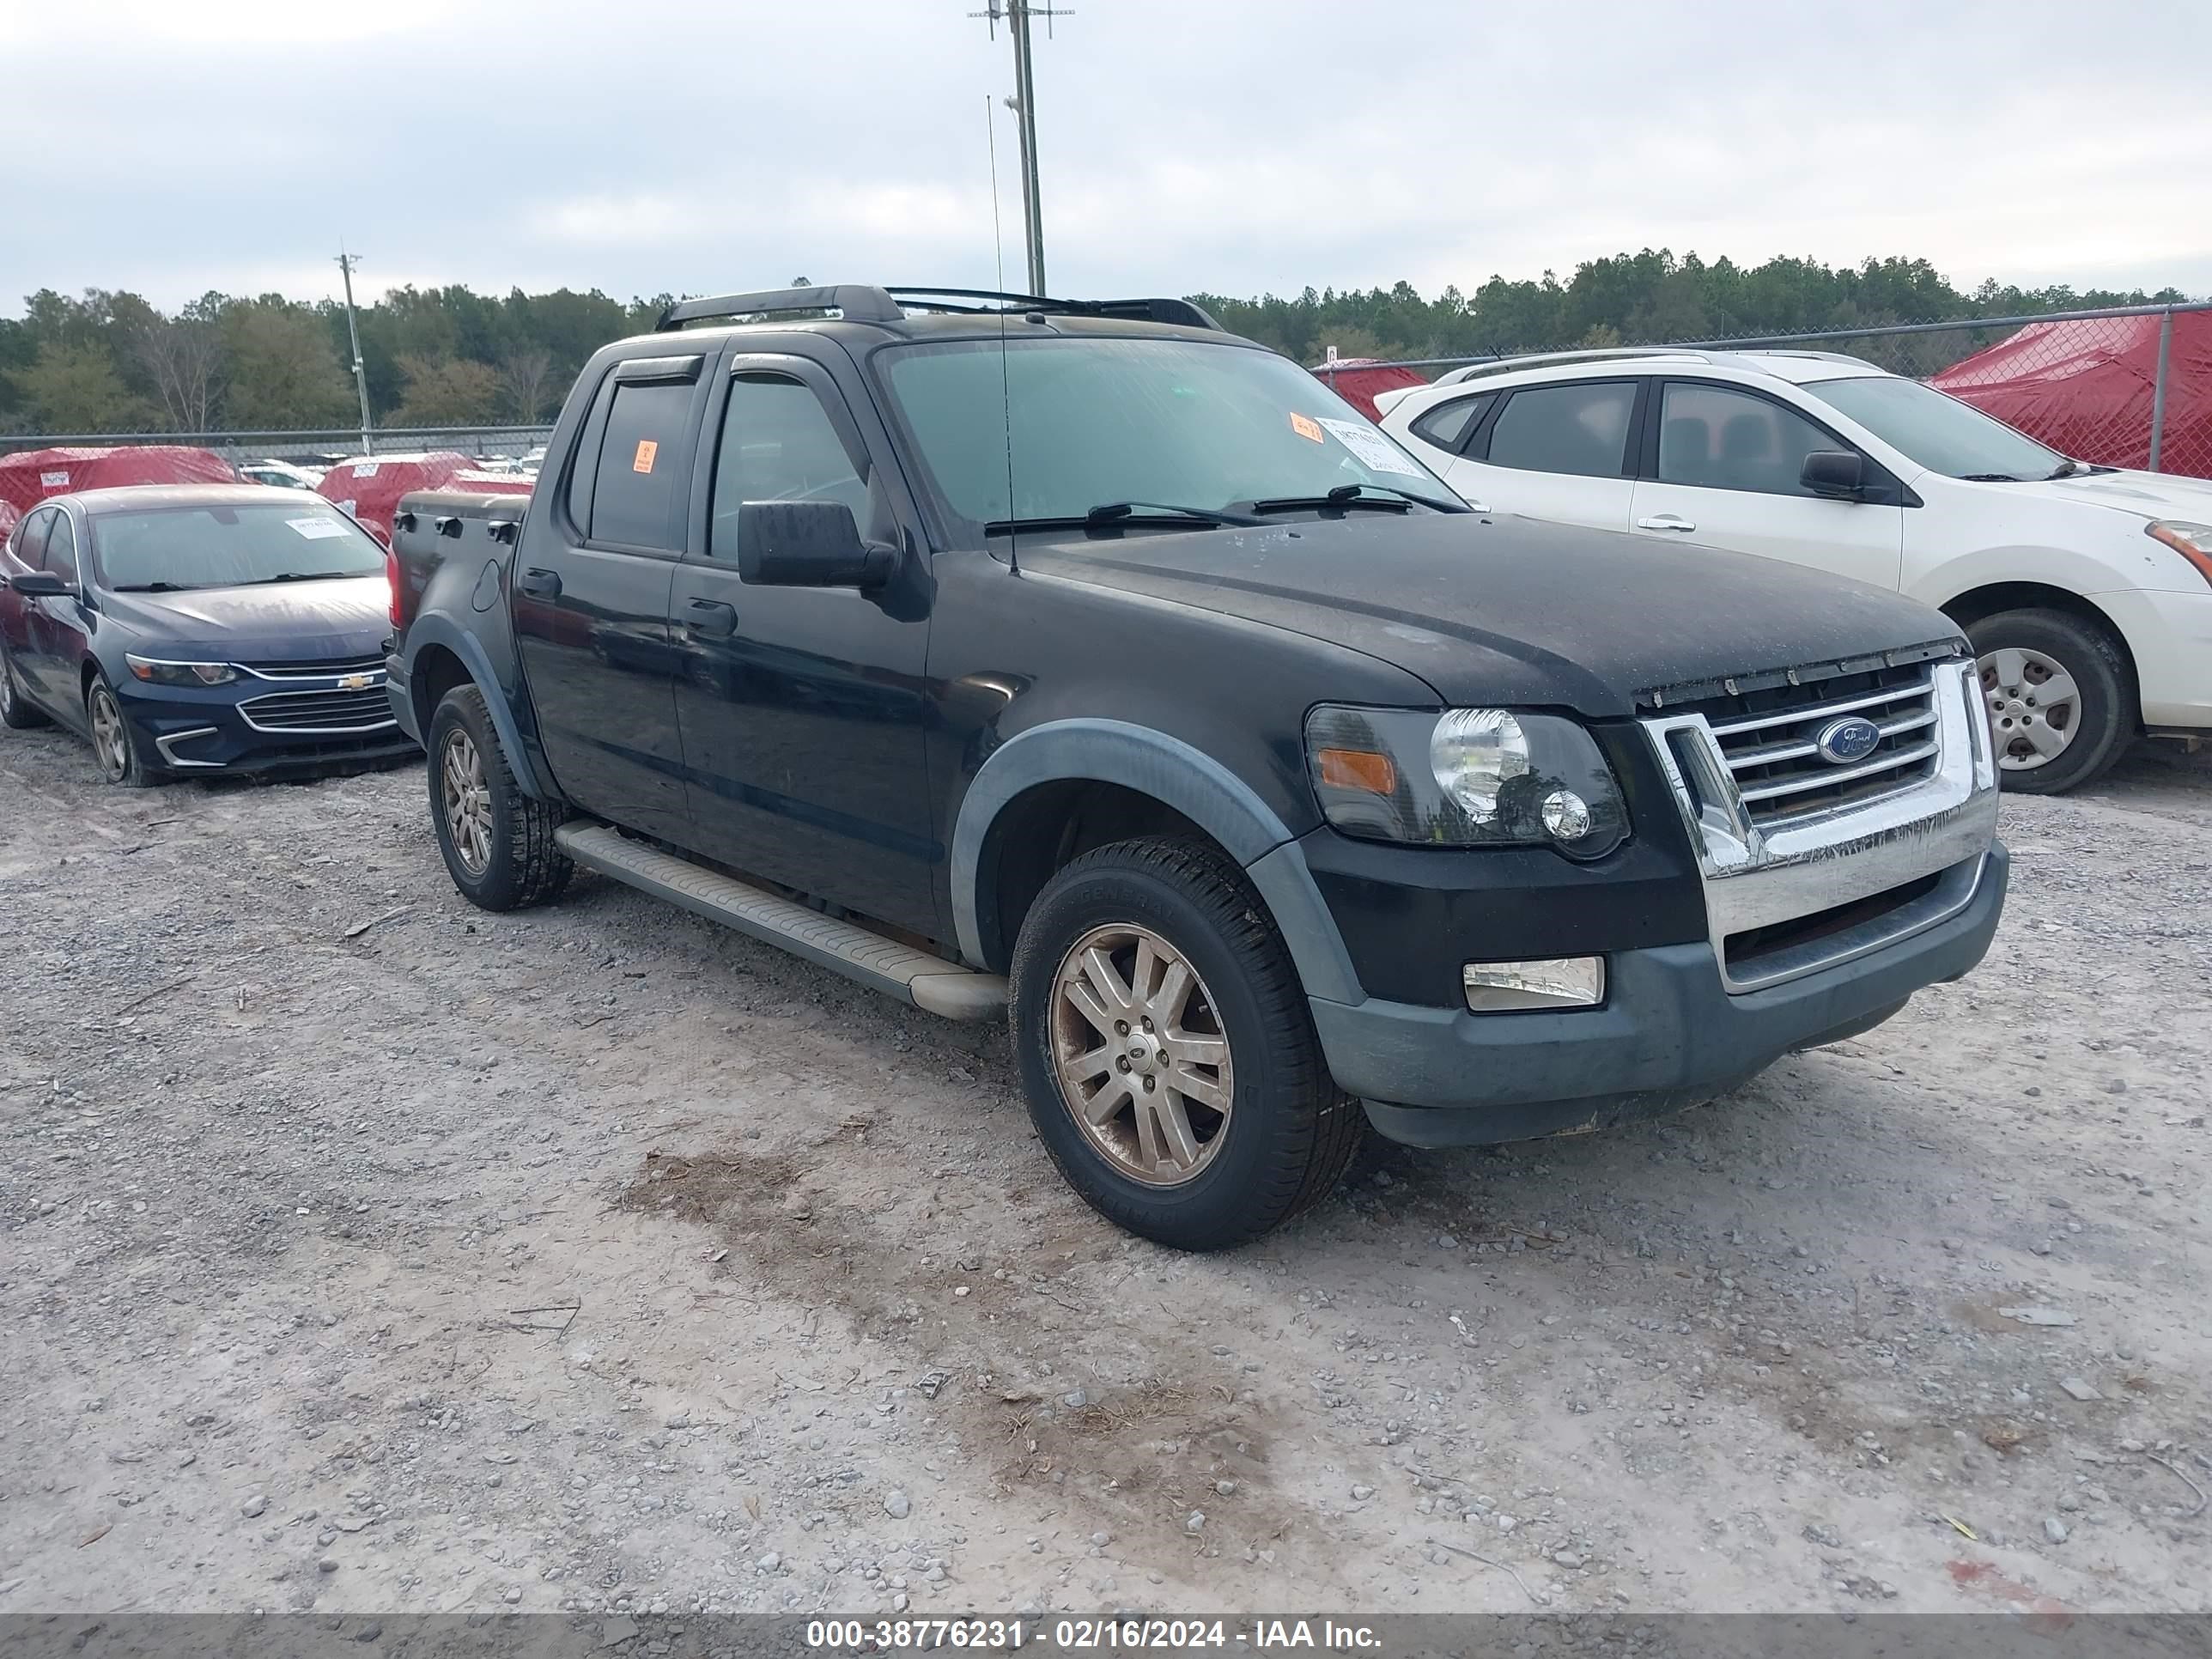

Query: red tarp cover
(1929, 312), (2212, 480)
(0, 445), (237, 513)
(1310, 359), (1432, 423)
(317, 453), (532, 544)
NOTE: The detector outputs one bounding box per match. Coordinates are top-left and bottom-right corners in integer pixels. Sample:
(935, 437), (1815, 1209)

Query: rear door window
(586, 380), (695, 550)
(1484, 381), (1637, 477)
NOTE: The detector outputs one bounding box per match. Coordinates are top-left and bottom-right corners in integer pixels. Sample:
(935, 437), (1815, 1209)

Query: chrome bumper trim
(1643, 657), (2000, 993)
(154, 726), (225, 769)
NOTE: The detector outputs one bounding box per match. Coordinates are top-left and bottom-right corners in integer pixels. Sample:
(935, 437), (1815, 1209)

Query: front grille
(1672, 661), (1943, 830)
(237, 655), (387, 680)
(240, 686), (393, 733)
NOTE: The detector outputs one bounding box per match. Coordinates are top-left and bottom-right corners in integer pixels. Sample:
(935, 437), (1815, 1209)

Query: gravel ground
(1, 717), (2207, 1620)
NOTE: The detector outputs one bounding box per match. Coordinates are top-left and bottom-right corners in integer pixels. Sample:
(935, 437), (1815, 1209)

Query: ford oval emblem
(1815, 715), (1882, 764)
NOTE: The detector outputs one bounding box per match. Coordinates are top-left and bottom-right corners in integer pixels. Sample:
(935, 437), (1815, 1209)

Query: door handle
(1636, 514), (1697, 532)
(684, 597), (738, 639)
(519, 568), (562, 599)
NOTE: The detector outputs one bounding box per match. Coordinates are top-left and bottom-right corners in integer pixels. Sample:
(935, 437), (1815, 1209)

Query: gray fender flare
(949, 718), (1363, 1003)
(403, 616), (548, 799)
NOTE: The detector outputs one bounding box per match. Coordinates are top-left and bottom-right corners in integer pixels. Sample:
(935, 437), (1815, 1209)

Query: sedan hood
(2029, 467), (2212, 517)
(100, 577), (390, 661)
(1016, 513), (1960, 715)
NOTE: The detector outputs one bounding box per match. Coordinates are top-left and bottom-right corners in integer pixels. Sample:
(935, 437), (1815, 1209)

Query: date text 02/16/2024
(802, 1619), (1384, 1650)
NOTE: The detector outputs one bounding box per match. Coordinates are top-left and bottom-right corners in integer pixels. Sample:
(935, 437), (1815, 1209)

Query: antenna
(334, 244), (374, 457)
(986, 94), (1018, 574)
(972, 0), (1069, 296)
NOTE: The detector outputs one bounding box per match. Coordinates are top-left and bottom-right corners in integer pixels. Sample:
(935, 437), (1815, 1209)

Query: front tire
(1009, 836), (1363, 1250)
(1966, 608), (2134, 794)
(427, 685), (573, 910)
(87, 672), (159, 787)
(1, 640), (49, 729)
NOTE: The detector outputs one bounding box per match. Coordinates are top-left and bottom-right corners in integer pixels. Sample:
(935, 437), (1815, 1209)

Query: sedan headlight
(2147, 520), (2212, 586)
(125, 654), (237, 686)
(1306, 704), (1628, 858)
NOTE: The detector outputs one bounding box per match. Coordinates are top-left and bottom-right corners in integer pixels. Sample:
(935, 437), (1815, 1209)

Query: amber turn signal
(1316, 746), (1398, 795)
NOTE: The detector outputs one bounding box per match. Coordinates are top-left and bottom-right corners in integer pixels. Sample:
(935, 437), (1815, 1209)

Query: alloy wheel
(1978, 646), (2080, 771)
(441, 728), (494, 875)
(1048, 922), (1235, 1188)
(89, 687), (131, 780)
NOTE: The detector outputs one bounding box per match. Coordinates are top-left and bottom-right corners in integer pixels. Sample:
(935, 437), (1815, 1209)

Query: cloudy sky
(2, 0), (2207, 316)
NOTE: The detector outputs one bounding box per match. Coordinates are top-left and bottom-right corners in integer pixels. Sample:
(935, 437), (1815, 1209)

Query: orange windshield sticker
(1290, 412), (1324, 442)
(633, 439), (659, 473)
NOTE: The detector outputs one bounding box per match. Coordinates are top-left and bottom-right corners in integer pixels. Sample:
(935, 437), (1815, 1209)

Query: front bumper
(1319, 843), (2007, 1146)
(2087, 586), (2212, 730)
(121, 678), (420, 777)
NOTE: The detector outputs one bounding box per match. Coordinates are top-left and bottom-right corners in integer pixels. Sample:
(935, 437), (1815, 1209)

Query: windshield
(1805, 374), (2065, 480)
(91, 502), (384, 591)
(878, 337), (1448, 530)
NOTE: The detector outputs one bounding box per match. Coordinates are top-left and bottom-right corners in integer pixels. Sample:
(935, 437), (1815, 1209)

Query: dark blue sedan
(0, 484), (418, 785)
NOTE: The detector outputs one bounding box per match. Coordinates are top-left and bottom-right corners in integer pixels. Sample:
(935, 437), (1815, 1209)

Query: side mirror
(7, 570), (76, 599)
(737, 501), (897, 588)
(1801, 450), (1867, 500)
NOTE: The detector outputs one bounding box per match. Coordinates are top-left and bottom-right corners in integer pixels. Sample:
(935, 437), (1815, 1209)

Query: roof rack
(885, 288), (1224, 331)
(656, 284), (1224, 333)
(657, 285), (906, 331)
(1437, 346), (1712, 384)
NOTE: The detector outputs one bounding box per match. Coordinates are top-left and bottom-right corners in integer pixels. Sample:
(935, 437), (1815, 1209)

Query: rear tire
(0, 640), (48, 729)
(428, 684), (572, 910)
(1966, 607), (2133, 795)
(1009, 835), (1363, 1250)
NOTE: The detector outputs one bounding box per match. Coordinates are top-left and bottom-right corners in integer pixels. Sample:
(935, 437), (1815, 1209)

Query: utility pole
(335, 246), (374, 456)
(976, 2), (1067, 298)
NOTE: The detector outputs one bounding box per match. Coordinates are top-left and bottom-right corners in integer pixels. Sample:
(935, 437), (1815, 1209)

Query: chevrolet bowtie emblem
(337, 673), (374, 691)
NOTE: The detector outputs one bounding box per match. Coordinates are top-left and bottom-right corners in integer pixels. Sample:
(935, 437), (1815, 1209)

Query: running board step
(554, 823), (1007, 1020)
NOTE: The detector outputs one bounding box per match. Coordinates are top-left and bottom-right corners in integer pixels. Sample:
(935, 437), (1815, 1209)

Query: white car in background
(1376, 349), (2212, 793)
(236, 457), (326, 490)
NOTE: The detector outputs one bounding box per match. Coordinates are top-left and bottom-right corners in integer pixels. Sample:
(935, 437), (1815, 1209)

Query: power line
(334, 246), (374, 457)
(973, 1), (1069, 297)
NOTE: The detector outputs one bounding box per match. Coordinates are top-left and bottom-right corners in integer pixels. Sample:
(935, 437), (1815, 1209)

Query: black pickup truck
(385, 283), (2006, 1249)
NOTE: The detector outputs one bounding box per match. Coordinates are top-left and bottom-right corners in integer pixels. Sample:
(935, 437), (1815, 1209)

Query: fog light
(1463, 957), (1605, 1012)
(1540, 787), (1591, 841)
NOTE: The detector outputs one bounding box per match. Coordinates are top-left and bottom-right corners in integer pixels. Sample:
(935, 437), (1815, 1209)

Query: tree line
(0, 251), (2197, 435)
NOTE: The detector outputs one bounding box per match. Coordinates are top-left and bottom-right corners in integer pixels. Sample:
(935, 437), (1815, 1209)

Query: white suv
(1376, 349), (2212, 793)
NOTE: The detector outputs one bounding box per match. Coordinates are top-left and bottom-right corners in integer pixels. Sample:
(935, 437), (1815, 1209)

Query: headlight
(2148, 520), (2212, 586)
(1306, 704), (1629, 858)
(125, 654), (236, 686)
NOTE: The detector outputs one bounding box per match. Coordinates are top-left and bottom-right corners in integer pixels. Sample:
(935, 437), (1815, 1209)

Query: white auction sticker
(352, 462), (380, 478)
(1317, 418), (1424, 476)
(39, 471), (69, 488)
(287, 517), (350, 540)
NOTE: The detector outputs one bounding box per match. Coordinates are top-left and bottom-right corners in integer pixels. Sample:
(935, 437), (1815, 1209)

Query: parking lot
(1, 718), (2206, 1619)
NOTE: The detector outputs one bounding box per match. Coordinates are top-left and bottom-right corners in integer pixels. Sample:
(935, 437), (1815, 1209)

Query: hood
(2021, 467), (2212, 518)
(1015, 513), (1960, 715)
(100, 576), (391, 660)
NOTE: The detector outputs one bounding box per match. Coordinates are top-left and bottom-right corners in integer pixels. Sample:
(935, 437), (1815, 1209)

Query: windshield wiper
(984, 502), (1263, 535)
(1084, 501), (1264, 527)
(112, 581), (201, 592)
(1243, 483), (1464, 515)
(1960, 473), (2024, 483)
(246, 570), (358, 585)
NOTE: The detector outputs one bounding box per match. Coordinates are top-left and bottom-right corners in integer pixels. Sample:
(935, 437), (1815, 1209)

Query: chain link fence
(1316, 301), (2212, 479)
(0, 425), (554, 467)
